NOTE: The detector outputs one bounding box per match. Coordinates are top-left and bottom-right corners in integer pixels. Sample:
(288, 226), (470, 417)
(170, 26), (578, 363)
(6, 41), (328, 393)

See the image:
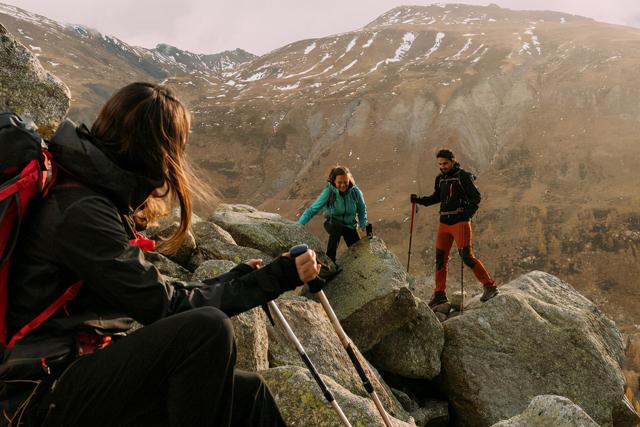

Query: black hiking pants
(324, 220), (360, 263)
(38, 307), (285, 427)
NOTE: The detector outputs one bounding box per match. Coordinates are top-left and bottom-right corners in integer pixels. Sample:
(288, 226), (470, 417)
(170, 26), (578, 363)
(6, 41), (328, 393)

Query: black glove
(410, 194), (418, 203)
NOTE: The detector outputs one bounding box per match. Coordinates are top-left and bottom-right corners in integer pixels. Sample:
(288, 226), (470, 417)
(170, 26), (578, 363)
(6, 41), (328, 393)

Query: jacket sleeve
(354, 187), (368, 229)
(298, 186), (331, 225)
(54, 196), (302, 323)
(416, 176), (440, 207)
(460, 172), (481, 218)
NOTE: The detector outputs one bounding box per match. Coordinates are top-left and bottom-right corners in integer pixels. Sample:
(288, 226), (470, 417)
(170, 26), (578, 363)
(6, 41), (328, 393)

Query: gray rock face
(266, 297), (408, 420)
(367, 299), (444, 379)
(145, 222), (197, 268)
(261, 366), (415, 427)
(191, 220), (236, 245)
(491, 395), (599, 427)
(440, 271), (627, 427)
(144, 251), (191, 281)
(191, 259), (237, 281)
(230, 307), (269, 372)
(195, 236), (270, 266)
(324, 237), (419, 351)
(208, 204), (327, 260)
(0, 24), (69, 134)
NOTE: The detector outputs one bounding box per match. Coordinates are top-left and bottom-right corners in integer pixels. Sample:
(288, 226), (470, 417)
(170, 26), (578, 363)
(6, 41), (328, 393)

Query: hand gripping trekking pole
(407, 202), (417, 273)
(261, 260), (351, 426)
(291, 245), (393, 427)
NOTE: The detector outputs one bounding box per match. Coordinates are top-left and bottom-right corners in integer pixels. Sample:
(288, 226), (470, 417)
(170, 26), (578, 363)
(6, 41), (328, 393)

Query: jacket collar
(441, 163), (461, 178)
(48, 120), (163, 214)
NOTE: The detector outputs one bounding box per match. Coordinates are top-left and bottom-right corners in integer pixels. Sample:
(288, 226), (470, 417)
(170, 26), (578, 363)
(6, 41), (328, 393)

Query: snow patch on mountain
(447, 38), (472, 60)
(422, 32), (445, 59)
(304, 42), (317, 54)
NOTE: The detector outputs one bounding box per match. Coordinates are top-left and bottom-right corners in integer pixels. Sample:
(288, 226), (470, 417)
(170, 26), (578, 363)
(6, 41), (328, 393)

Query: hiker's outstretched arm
(355, 187), (368, 230)
(54, 197), (303, 323)
(298, 186), (330, 225)
(173, 257), (303, 317)
(416, 176), (440, 206)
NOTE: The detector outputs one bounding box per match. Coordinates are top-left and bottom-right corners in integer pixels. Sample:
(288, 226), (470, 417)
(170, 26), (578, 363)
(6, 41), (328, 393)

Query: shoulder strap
(4, 233), (155, 349)
(5, 281), (83, 349)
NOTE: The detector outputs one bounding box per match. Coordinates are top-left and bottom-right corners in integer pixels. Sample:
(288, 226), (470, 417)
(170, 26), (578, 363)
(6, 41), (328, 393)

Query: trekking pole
(290, 244), (393, 427)
(460, 254), (464, 315)
(407, 202), (417, 273)
(265, 300), (351, 426)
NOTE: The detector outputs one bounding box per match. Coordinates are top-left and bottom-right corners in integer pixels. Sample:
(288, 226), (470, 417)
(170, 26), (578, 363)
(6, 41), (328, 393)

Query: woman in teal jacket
(298, 166), (368, 263)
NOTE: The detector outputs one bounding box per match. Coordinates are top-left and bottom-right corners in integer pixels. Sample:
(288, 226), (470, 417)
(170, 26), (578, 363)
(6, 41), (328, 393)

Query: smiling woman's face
(333, 174), (349, 192)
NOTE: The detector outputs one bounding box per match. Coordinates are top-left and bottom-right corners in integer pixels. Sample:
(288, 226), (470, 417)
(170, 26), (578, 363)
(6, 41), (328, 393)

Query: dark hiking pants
(38, 307), (285, 427)
(324, 220), (360, 262)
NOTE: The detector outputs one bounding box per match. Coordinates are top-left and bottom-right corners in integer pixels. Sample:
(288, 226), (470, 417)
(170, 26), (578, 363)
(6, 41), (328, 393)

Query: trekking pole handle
(289, 244), (325, 293)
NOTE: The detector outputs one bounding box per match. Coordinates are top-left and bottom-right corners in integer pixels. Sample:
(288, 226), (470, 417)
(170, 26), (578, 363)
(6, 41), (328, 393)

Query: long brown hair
(91, 82), (206, 255)
(327, 165), (355, 186)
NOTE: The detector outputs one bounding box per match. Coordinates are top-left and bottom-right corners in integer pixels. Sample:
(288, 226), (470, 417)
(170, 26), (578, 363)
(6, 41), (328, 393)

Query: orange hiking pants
(434, 221), (495, 294)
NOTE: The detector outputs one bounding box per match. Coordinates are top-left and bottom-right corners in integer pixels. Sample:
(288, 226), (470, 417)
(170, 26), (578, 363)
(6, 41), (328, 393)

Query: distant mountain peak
(366, 3), (588, 29)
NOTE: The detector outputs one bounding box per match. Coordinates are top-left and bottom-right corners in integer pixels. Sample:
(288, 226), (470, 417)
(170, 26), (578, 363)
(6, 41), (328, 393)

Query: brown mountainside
(1, 3), (639, 328)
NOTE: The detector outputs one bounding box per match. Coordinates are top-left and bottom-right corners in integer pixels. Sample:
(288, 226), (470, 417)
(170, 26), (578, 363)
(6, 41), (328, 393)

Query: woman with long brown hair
(298, 165), (368, 264)
(2, 82), (320, 426)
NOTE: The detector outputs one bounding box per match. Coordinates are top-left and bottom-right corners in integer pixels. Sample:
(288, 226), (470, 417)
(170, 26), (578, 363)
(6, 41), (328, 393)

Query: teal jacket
(298, 183), (368, 229)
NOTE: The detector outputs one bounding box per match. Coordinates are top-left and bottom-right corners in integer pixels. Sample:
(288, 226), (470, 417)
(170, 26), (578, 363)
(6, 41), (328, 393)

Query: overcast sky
(5, 1), (639, 55)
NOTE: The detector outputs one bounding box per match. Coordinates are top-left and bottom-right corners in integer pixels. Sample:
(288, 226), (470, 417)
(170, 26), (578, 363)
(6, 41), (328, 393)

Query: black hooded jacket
(415, 164), (481, 225)
(6, 120), (302, 351)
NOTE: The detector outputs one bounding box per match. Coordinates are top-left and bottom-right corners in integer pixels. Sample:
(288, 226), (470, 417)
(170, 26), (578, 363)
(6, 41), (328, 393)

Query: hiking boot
(428, 292), (448, 308)
(480, 286), (499, 302)
(319, 264), (342, 282)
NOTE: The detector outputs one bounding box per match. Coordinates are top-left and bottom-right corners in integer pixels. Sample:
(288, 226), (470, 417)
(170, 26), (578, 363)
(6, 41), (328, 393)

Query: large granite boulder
(440, 271), (634, 427)
(266, 297), (408, 421)
(231, 307), (269, 372)
(0, 24), (69, 135)
(366, 299), (444, 380)
(491, 395), (598, 427)
(191, 220), (236, 245)
(208, 204), (328, 262)
(323, 237), (420, 351)
(261, 366), (415, 427)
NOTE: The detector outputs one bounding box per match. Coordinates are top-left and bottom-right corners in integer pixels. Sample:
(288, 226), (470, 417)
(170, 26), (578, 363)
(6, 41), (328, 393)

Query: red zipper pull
(40, 357), (51, 375)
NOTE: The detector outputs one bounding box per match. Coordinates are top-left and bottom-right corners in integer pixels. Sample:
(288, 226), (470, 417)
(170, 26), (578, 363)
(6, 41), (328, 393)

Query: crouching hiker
(410, 148), (498, 309)
(0, 82), (321, 426)
(298, 166), (368, 264)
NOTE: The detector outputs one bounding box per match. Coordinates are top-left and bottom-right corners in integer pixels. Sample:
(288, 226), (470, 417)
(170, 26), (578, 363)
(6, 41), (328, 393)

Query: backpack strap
(6, 281), (83, 349)
(5, 232), (155, 349)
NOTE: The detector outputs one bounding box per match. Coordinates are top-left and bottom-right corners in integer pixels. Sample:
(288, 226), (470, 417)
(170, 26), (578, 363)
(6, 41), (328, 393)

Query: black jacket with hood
(4, 120), (302, 367)
(415, 163), (481, 225)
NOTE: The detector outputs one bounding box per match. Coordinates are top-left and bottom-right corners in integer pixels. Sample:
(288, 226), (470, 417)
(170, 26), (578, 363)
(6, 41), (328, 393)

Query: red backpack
(0, 112), (63, 349)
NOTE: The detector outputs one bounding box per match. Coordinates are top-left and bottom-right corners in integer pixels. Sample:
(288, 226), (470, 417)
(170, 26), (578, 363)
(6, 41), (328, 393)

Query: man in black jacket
(411, 149), (498, 308)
